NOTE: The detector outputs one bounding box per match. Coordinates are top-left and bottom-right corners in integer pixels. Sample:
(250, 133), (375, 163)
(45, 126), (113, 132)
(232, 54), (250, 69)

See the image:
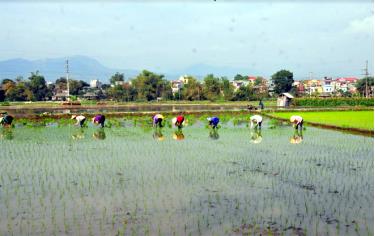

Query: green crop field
(0, 115), (373, 235)
(268, 110), (374, 131)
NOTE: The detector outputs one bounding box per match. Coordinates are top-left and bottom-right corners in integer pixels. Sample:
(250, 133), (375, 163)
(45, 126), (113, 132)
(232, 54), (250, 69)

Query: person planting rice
(71, 114), (86, 128)
(0, 112), (14, 127)
(250, 115), (263, 129)
(290, 115), (303, 130)
(172, 115), (185, 129)
(153, 114), (164, 128)
(92, 114), (106, 128)
(207, 116), (220, 129)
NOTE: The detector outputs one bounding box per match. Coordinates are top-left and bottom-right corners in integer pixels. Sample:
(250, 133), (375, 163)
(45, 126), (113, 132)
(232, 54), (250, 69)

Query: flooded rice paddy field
(0, 118), (373, 235)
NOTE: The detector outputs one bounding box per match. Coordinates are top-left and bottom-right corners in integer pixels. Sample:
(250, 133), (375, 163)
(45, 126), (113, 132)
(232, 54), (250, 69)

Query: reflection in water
(0, 128), (14, 140)
(209, 129), (219, 140)
(72, 129), (85, 140)
(173, 130), (185, 141)
(93, 129), (106, 140)
(250, 129), (262, 144)
(290, 130), (303, 144)
(153, 129), (165, 141)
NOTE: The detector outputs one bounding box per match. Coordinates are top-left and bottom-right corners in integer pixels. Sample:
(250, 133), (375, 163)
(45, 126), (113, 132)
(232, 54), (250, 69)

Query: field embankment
(265, 110), (374, 135)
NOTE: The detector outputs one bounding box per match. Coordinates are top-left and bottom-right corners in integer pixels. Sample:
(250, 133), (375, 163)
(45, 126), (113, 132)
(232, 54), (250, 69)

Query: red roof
(335, 77), (358, 82)
(248, 76), (257, 81)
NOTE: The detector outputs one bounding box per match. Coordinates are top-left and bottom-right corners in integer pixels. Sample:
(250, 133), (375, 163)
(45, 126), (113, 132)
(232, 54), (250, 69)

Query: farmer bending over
(250, 115), (263, 129)
(290, 115), (303, 130)
(92, 114), (106, 128)
(172, 115), (185, 129)
(71, 115), (86, 128)
(207, 116), (220, 129)
(153, 114), (164, 128)
(0, 112), (14, 127)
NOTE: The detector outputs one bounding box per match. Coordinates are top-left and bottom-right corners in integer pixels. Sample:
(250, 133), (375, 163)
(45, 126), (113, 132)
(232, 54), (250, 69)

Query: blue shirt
(211, 117), (219, 126)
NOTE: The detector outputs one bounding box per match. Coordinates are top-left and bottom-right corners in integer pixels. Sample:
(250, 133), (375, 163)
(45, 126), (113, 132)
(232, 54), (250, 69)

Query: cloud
(346, 15), (373, 34)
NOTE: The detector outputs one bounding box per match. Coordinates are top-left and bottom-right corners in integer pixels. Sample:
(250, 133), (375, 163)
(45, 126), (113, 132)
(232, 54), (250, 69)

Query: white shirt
(291, 115), (303, 124)
(75, 115), (86, 122)
(250, 115), (262, 128)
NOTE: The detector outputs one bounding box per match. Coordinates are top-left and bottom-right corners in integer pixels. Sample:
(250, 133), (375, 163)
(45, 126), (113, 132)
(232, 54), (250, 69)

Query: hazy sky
(0, 1), (373, 79)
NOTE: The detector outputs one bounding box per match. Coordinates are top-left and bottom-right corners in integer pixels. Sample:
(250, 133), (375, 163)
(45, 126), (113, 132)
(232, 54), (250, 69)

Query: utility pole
(66, 60), (70, 101)
(362, 60), (369, 98)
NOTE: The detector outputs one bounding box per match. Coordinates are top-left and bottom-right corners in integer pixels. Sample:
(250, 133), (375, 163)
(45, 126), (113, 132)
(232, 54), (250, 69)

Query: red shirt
(176, 116), (184, 123)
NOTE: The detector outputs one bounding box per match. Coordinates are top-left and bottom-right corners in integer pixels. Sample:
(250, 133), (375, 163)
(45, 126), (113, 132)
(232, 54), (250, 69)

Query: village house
(171, 75), (190, 95)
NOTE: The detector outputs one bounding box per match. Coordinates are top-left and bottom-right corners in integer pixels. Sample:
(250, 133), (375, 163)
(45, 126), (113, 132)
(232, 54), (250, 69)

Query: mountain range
(0, 55), (254, 83)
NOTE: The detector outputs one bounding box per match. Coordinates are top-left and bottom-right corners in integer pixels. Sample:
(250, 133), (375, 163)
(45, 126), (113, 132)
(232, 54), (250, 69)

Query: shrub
(292, 98), (373, 107)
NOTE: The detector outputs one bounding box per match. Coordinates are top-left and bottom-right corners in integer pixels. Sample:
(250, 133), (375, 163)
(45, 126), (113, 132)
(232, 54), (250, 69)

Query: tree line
(0, 69), (372, 102)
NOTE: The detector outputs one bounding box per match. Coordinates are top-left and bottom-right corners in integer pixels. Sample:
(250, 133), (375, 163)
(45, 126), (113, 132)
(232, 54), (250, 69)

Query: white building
(323, 78), (334, 93)
(231, 80), (249, 91)
(178, 75), (190, 85)
(90, 80), (102, 88)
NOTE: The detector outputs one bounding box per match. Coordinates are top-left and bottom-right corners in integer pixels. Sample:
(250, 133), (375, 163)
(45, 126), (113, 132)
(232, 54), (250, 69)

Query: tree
(234, 74), (248, 81)
(221, 77), (234, 100)
(203, 74), (221, 101)
(28, 71), (48, 101)
(271, 70), (294, 94)
(181, 76), (203, 101)
(254, 76), (263, 86)
(356, 77), (374, 97)
(1, 79), (15, 86)
(132, 70), (169, 101)
(233, 85), (251, 101)
(110, 72), (125, 85)
(69, 80), (88, 95)
(106, 85), (125, 101)
(55, 77), (88, 96)
(5, 82), (33, 101)
(0, 89), (4, 102)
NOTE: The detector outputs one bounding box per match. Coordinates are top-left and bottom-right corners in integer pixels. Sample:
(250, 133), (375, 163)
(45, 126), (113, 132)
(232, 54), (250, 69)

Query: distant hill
(0, 56), (139, 83)
(178, 63), (255, 78)
(0, 56), (256, 83)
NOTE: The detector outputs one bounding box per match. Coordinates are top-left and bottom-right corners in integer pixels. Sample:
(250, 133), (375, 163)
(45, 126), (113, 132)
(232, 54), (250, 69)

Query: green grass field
(269, 110), (374, 131)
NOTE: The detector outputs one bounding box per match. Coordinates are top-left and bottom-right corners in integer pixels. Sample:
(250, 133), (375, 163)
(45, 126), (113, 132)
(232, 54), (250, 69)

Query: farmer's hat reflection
(93, 129), (106, 140)
(153, 129), (164, 141)
(209, 129), (219, 140)
(250, 129), (262, 144)
(0, 128), (14, 140)
(290, 129), (303, 144)
(72, 129), (85, 140)
(173, 129), (185, 141)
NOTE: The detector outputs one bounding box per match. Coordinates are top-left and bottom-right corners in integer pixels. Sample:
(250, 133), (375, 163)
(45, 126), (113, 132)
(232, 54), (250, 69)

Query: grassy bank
(0, 100), (276, 108)
(268, 110), (374, 131)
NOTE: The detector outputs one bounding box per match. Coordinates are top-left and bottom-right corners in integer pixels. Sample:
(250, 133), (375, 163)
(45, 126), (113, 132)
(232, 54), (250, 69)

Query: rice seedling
(0, 116), (372, 235)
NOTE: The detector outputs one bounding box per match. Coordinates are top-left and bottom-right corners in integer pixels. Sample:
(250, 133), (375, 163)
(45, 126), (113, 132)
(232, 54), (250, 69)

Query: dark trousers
(295, 120), (303, 129)
(79, 118), (86, 127)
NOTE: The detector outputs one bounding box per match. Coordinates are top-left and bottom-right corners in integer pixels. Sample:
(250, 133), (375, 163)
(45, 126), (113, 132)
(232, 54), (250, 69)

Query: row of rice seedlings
(0, 125), (372, 235)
